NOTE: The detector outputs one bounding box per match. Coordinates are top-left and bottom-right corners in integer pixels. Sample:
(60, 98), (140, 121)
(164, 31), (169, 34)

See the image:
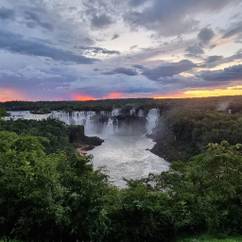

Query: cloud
(1, 0), (94, 47)
(0, 0), (241, 100)
(133, 64), (145, 70)
(91, 14), (113, 29)
(130, 45), (138, 50)
(198, 27), (215, 46)
(0, 30), (97, 64)
(80, 83), (159, 97)
(103, 67), (138, 76)
(111, 34), (119, 40)
(0, 66), (75, 101)
(206, 55), (224, 63)
(125, 0), (238, 36)
(186, 44), (204, 56)
(142, 60), (196, 81)
(200, 50), (242, 68)
(128, 0), (147, 7)
(222, 21), (242, 40)
(0, 7), (15, 20)
(24, 10), (53, 30)
(228, 49), (242, 61)
(199, 64), (242, 82)
(0, 2), (54, 31)
(81, 46), (120, 56)
(186, 27), (215, 57)
(200, 55), (224, 68)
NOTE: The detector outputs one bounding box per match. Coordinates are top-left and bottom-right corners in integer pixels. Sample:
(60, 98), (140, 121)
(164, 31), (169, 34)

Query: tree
(102, 182), (175, 242)
(0, 131), (67, 240)
(0, 130), (113, 241)
(0, 108), (6, 118)
(152, 141), (242, 234)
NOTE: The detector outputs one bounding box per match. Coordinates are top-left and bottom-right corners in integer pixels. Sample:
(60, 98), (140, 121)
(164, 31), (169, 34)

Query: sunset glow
(154, 85), (242, 99)
(183, 86), (242, 98)
(103, 92), (123, 99)
(71, 92), (125, 101)
(72, 94), (96, 101)
(0, 88), (25, 102)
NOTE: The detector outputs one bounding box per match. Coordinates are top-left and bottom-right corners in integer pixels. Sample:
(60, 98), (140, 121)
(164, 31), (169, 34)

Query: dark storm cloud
(200, 50), (242, 68)
(199, 55), (224, 68)
(206, 55), (224, 63)
(198, 27), (215, 46)
(0, 30), (97, 64)
(0, 7), (15, 20)
(186, 44), (204, 56)
(125, 0), (238, 36)
(186, 28), (215, 57)
(142, 60), (196, 81)
(199, 64), (242, 82)
(91, 14), (113, 28)
(103, 67), (138, 76)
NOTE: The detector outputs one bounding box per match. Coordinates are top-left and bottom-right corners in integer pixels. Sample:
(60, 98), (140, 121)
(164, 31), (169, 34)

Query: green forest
(0, 97), (242, 242)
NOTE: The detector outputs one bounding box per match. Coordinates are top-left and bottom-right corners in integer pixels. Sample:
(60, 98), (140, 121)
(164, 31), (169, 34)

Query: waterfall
(7, 108), (169, 187)
(146, 108), (160, 135)
(111, 108), (120, 117)
(7, 108), (160, 137)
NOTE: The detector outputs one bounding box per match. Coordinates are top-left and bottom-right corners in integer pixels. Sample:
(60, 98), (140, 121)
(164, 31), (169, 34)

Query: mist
(7, 108), (169, 187)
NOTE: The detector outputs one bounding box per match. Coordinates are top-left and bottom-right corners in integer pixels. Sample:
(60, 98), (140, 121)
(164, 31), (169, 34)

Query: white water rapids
(7, 109), (169, 187)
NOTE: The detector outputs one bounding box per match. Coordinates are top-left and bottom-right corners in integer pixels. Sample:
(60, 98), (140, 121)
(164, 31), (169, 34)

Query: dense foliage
(0, 99), (158, 112)
(0, 98), (242, 241)
(0, 108), (6, 118)
(147, 142), (242, 234)
(0, 119), (71, 154)
(0, 128), (111, 241)
(152, 109), (242, 161)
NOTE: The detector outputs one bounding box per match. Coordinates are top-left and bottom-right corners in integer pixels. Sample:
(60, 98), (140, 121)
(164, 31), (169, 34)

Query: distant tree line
(1, 96), (242, 113)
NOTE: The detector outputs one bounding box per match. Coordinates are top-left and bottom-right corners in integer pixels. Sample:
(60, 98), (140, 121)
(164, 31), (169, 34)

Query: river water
(7, 109), (169, 187)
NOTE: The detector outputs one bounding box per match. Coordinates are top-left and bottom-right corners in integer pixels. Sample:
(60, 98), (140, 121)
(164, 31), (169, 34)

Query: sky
(0, 0), (242, 101)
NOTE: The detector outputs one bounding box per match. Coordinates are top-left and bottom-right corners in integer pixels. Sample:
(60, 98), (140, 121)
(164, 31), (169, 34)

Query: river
(7, 109), (169, 187)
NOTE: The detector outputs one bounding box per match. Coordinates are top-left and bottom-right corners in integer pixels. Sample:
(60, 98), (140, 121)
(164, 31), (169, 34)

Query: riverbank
(77, 144), (97, 155)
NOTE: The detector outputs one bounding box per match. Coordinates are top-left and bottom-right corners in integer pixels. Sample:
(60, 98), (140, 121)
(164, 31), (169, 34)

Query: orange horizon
(0, 88), (26, 102)
(153, 85), (242, 100)
(72, 91), (124, 101)
(1, 86), (242, 102)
